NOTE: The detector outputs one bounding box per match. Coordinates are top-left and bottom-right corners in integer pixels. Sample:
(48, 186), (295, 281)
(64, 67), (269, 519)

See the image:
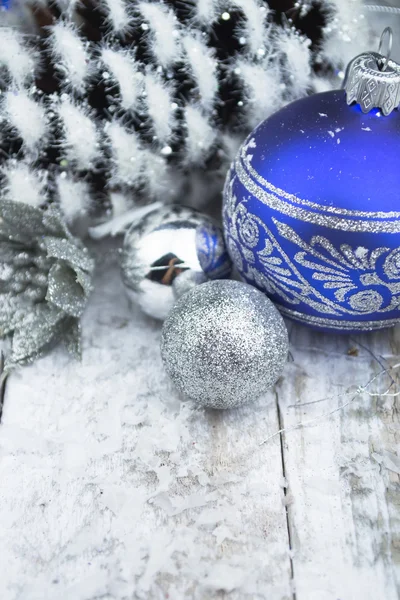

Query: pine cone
(0, 0), (369, 234)
(0, 198), (94, 369)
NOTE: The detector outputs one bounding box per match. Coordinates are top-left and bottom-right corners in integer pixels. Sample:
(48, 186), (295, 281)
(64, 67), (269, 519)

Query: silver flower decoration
(0, 200), (94, 370)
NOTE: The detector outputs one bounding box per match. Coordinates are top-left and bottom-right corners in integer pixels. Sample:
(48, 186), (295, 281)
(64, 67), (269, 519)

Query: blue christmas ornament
(223, 37), (400, 333)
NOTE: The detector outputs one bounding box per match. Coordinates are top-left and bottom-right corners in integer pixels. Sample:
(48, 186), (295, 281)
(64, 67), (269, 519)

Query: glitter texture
(161, 280), (289, 410)
(0, 199), (94, 369)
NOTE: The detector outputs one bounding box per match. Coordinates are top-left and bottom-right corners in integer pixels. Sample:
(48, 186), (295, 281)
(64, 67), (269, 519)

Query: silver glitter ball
(161, 280), (289, 409)
(120, 205), (231, 320)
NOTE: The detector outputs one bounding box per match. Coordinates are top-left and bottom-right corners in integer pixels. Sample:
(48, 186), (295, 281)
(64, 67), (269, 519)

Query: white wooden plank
(0, 251), (293, 600)
(277, 324), (400, 600)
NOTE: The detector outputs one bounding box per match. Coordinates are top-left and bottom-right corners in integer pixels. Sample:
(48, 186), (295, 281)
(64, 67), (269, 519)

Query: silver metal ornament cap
(344, 27), (400, 116)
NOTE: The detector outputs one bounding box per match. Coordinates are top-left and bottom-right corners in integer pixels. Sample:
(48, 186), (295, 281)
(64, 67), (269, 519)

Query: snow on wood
(0, 248), (398, 599)
(0, 249), (291, 599)
(277, 325), (400, 600)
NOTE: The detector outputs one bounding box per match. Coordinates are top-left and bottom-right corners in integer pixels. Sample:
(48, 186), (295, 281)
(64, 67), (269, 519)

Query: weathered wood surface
(0, 252), (399, 600)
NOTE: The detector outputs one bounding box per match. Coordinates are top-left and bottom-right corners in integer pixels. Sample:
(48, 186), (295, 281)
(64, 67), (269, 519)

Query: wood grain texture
(0, 250), (399, 600)
(278, 327), (400, 600)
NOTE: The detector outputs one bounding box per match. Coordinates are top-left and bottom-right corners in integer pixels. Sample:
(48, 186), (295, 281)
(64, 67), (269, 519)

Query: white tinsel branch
(1, 160), (48, 207)
(3, 89), (48, 153)
(57, 98), (101, 170)
(49, 22), (91, 92)
(0, 29), (37, 86)
(139, 1), (182, 67)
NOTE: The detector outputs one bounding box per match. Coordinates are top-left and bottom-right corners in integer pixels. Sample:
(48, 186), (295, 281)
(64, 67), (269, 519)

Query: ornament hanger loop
(378, 27), (393, 72)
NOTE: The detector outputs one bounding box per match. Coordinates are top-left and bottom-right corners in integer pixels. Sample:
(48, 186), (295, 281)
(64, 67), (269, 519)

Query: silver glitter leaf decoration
(43, 237), (95, 273)
(75, 267), (93, 297)
(0, 221), (32, 246)
(0, 200), (47, 240)
(0, 242), (27, 264)
(42, 206), (74, 239)
(0, 199), (94, 369)
(0, 295), (31, 337)
(8, 305), (65, 368)
(63, 318), (82, 361)
(46, 262), (87, 318)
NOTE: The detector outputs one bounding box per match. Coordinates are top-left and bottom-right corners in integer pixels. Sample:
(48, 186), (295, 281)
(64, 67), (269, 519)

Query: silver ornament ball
(172, 270), (209, 299)
(161, 280), (289, 409)
(120, 205), (231, 320)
